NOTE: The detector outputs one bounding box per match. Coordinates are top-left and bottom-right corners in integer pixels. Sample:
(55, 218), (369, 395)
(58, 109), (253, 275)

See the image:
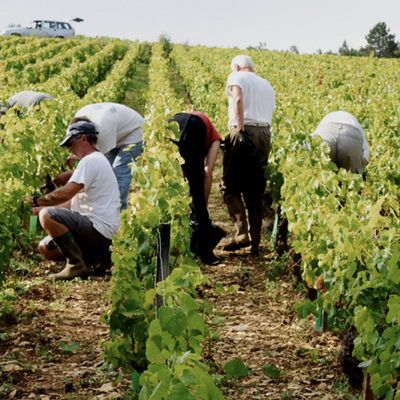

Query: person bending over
(169, 112), (225, 265)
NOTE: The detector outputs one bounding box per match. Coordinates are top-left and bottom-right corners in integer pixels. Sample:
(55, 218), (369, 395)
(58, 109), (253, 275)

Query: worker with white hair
(222, 54), (275, 254)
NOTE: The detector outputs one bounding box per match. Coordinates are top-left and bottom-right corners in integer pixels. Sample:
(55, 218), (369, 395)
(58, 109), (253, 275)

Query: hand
(30, 206), (43, 216)
(24, 195), (34, 208)
(238, 130), (255, 150)
(53, 170), (74, 187)
(65, 155), (78, 168)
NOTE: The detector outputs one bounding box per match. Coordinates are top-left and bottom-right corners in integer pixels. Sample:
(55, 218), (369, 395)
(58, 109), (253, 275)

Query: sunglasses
(66, 134), (83, 147)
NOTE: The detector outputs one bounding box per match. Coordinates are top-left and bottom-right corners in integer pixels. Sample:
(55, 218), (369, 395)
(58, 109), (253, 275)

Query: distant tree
(247, 42), (268, 51)
(338, 40), (360, 57)
(158, 32), (173, 56)
(315, 49), (323, 55)
(7, 23), (21, 27)
(324, 50), (337, 55)
(289, 45), (299, 54)
(362, 22), (400, 58)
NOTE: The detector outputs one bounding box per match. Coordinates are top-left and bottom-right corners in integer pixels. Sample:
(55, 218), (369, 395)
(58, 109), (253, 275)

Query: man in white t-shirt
(310, 111), (369, 174)
(222, 55), (275, 254)
(54, 103), (144, 210)
(27, 121), (121, 281)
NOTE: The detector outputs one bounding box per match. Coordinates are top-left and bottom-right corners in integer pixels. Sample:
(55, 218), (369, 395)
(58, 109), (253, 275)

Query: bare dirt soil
(0, 167), (361, 400)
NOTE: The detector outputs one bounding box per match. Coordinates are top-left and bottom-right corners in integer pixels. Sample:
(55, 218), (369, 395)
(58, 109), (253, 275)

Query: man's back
(227, 71), (275, 126)
(8, 91), (53, 108)
(75, 103), (144, 154)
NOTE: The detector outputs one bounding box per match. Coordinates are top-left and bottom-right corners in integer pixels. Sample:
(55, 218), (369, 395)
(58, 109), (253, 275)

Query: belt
(231, 123), (270, 128)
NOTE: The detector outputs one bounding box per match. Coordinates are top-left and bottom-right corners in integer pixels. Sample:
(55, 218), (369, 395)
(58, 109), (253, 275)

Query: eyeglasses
(66, 135), (82, 147)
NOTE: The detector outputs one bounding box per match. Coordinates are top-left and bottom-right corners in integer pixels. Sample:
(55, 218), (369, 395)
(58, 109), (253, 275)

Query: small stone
(99, 383), (114, 393)
(10, 348), (19, 354)
(106, 393), (122, 399)
(3, 364), (21, 372)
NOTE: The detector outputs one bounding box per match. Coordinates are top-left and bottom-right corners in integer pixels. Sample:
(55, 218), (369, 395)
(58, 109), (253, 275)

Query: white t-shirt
(70, 151), (121, 240)
(226, 71), (275, 127)
(75, 103), (144, 154)
(315, 111), (369, 162)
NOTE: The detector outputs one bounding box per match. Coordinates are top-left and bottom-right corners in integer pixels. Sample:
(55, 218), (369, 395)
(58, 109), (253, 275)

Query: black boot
(210, 224), (227, 250)
(49, 231), (90, 281)
(191, 222), (219, 265)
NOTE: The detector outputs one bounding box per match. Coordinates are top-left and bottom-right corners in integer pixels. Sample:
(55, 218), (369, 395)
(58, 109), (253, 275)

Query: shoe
(200, 251), (220, 265)
(210, 224), (227, 250)
(223, 238), (251, 252)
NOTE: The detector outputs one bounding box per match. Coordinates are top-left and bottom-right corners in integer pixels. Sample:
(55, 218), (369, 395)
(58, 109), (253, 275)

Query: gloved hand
(238, 130), (255, 150)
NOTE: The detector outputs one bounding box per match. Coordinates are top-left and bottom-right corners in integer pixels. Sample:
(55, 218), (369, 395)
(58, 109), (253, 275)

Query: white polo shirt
(226, 71), (275, 127)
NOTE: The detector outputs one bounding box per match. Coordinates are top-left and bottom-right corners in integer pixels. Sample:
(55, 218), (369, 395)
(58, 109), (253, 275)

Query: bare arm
(231, 85), (245, 131)
(26, 182), (83, 209)
(53, 155), (79, 186)
(30, 199), (72, 216)
(204, 140), (220, 205)
(53, 170), (74, 186)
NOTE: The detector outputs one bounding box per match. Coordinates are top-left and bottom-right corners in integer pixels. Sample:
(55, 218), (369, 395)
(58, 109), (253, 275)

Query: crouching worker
(311, 111), (369, 174)
(26, 121), (121, 281)
(168, 112), (226, 265)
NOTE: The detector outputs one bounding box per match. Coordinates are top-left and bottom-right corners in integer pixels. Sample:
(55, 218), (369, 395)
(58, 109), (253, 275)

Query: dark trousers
(222, 125), (271, 207)
(170, 114), (210, 228)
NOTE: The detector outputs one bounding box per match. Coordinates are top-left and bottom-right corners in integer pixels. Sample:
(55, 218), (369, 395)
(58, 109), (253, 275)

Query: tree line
(337, 22), (400, 58)
(246, 22), (400, 58)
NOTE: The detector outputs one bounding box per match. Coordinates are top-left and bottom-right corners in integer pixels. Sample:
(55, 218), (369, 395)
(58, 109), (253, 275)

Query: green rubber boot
(48, 231), (89, 281)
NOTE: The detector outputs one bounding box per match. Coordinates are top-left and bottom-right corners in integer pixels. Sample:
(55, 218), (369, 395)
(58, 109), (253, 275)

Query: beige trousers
(317, 123), (364, 175)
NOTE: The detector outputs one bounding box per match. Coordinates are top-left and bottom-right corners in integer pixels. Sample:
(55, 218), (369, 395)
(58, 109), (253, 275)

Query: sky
(1, 0), (400, 55)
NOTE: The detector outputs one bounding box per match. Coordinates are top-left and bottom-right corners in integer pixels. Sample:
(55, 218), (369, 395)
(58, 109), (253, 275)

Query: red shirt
(188, 111), (221, 149)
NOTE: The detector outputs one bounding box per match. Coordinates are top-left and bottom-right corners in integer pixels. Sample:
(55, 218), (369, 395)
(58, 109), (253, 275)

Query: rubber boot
(264, 205), (276, 232)
(197, 223), (219, 265)
(223, 195), (250, 251)
(210, 224), (227, 250)
(189, 221), (200, 255)
(188, 221), (219, 264)
(48, 231), (90, 281)
(248, 203), (264, 254)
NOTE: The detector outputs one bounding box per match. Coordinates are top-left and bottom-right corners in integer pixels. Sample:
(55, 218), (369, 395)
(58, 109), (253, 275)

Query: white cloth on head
(226, 71), (275, 127)
(75, 103), (144, 155)
(314, 111), (369, 162)
(69, 152), (120, 239)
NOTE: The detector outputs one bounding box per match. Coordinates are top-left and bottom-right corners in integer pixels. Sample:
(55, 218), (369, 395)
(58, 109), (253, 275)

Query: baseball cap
(60, 121), (97, 147)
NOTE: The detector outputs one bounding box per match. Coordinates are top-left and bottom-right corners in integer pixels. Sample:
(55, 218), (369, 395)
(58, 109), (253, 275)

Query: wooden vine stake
(322, 311), (328, 331)
(363, 374), (377, 400)
(155, 223), (171, 309)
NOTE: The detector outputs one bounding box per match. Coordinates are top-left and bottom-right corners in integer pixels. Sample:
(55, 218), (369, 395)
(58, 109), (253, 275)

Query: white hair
(231, 55), (254, 71)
